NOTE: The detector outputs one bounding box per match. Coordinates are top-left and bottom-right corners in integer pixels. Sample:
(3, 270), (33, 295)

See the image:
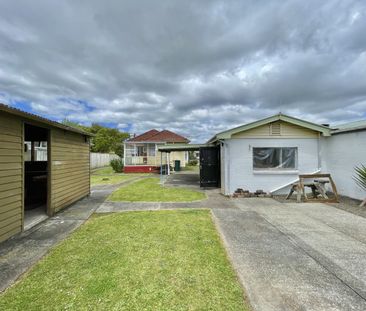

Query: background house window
(253, 147), (297, 170)
(24, 141), (48, 161)
(137, 146), (147, 156)
(148, 144), (156, 156)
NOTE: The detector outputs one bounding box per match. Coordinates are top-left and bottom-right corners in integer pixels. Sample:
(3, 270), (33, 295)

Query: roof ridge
(128, 128), (189, 143)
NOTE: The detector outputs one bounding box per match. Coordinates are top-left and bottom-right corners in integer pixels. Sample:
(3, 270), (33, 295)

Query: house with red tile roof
(123, 129), (190, 173)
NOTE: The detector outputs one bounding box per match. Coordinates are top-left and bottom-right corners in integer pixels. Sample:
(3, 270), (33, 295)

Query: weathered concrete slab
(212, 198), (366, 311)
(98, 201), (161, 212)
(96, 188), (235, 213)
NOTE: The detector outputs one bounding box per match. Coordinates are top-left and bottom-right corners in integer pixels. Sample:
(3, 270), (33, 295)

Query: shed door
(200, 147), (220, 187)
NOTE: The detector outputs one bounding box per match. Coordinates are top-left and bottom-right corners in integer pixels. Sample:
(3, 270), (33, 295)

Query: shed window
(253, 147), (297, 170)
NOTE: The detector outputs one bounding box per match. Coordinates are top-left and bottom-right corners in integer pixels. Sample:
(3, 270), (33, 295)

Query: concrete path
(0, 177), (141, 292)
(212, 198), (366, 311)
(96, 171), (233, 213)
(96, 188), (233, 213)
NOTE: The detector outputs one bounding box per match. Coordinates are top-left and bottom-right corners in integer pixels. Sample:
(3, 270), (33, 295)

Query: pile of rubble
(232, 188), (270, 198)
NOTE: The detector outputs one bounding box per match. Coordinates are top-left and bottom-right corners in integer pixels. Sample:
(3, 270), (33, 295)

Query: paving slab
(212, 198), (366, 311)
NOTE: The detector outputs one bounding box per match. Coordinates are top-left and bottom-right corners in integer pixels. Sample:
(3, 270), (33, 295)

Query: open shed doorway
(24, 123), (49, 230)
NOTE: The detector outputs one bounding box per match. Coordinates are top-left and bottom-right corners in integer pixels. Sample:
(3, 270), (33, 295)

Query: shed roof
(207, 113), (332, 143)
(331, 120), (366, 134)
(0, 103), (93, 136)
(128, 129), (189, 143)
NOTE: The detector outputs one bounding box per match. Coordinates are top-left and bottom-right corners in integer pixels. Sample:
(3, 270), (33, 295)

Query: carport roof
(158, 144), (212, 152)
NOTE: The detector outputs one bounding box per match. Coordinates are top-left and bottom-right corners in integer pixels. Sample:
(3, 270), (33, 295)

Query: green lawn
(91, 174), (133, 186)
(0, 210), (249, 311)
(91, 166), (152, 186)
(92, 166), (115, 175)
(108, 177), (206, 202)
(91, 166), (134, 186)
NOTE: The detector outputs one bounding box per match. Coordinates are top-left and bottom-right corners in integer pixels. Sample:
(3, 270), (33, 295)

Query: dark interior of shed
(24, 123), (49, 228)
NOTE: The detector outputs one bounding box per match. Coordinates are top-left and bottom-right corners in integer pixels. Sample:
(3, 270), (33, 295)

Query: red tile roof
(129, 129), (160, 142)
(128, 129), (189, 143)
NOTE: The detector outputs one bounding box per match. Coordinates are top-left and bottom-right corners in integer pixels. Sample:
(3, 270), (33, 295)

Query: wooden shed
(0, 103), (92, 243)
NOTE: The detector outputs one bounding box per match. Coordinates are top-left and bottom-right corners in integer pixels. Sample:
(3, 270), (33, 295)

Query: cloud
(0, 0), (365, 142)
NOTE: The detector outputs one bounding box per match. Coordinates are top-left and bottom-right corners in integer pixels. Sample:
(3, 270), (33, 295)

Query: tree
(92, 127), (129, 157)
(62, 120), (129, 157)
(62, 119), (91, 133)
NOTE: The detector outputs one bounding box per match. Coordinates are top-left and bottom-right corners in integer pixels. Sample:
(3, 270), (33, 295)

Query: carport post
(160, 151), (163, 184)
(167, 152), (170, 175)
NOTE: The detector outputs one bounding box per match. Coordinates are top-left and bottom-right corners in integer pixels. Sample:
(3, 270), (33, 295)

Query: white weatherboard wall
(321, 131), (366, 200)
(220, 142), (227, 194)
(225, 138), (320, 195)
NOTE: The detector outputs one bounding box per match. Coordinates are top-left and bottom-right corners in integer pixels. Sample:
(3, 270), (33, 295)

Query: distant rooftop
(331, 120), (366, 134)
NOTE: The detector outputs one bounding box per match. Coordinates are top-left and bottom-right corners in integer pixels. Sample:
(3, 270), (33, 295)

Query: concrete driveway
(212, 198), (366, 311)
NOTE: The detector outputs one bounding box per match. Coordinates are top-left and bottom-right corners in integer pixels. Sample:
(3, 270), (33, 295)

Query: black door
(200, 147), (220, 187)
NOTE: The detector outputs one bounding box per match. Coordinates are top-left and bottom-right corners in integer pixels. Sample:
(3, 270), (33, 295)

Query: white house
(208, 113), (366, 200)
(321, 120), (366, 200)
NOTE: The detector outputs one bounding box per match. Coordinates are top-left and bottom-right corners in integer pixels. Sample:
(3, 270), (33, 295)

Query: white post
(155, 144), (158, 166)
(160, 151), (163, 184)
(123, 143), (126, 166)
(167, 152), (170, 175)
(134, 144), (136, 165)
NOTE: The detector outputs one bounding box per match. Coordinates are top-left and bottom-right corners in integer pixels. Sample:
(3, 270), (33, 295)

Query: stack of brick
(232, 188), (269, 198)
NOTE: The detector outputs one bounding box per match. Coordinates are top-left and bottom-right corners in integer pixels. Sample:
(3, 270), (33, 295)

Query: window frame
(252, 147), (298, 171)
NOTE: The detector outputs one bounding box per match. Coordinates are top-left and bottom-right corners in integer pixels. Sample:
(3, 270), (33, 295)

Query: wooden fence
(90, 152), (120, 169)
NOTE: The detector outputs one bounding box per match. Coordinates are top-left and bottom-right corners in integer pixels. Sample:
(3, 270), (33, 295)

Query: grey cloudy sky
(0, 0), (365, 142)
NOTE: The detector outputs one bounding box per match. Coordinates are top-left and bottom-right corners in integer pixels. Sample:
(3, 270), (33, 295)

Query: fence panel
(90, 153), (120, 169)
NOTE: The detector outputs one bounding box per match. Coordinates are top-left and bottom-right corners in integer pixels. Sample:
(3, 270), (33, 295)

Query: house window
(253, 147), (297, 170)
(148, 144), (156, 156)
(137, 146), (147, 156)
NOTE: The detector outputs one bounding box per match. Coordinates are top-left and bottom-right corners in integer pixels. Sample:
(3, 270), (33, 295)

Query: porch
(124, 142), (161, 166)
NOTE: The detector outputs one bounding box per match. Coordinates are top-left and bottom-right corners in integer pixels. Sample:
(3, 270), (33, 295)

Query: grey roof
(331, 120), (366, 134)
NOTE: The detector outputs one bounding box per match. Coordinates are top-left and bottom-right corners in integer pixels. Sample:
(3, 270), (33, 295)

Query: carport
(158, 144), (221, 188)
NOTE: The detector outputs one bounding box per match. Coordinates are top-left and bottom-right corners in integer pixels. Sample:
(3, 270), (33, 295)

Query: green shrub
(110, 158), (123, 173)
(188, 159), (198, 166)
(354, 164), (366, 191)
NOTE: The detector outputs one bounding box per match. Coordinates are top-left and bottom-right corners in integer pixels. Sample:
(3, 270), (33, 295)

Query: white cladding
(321, 131), (366, 200)
(224, 138), (320, 195)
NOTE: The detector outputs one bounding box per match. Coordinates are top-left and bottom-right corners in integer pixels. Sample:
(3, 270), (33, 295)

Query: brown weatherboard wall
(0, 109), (90, 243)
(0, 112), (23, 242)
(50, 128), (90, 214)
